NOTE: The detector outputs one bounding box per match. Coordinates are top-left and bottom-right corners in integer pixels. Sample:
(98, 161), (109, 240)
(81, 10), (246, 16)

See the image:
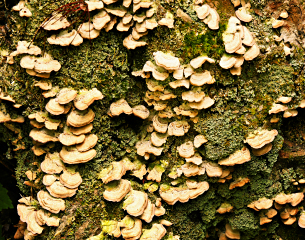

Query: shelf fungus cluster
(19, 53), (61, 78)
(194, 3), (220, 30)
(43, 0), (160, 49)
(12, 1), (32, 17)
(131, 51), (215, 159)
(245, 129), (278, 156)
(269, 97), (300, 119)
(97, 158), (174, 239)
(248, 192), (304, 226)
(18, 86), (103, 238)
(17, 196), (61, 239)
(221, 16), (260, 75)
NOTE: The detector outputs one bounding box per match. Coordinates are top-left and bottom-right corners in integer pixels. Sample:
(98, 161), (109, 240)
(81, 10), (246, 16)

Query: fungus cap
(29, 128), (58, 144)
(169, 79), (190, 89)
(225, 224), (240, 239)
(17, 204), (35, 223)
(140, 200), (155, 223)
(189, 97), (215, 110)
(140, 224), (166, 240)
(47, 30), (83, 46)
(151, 132), (167, 147)
(153, 51), (180, 70)
(230, 67), (241, 76)
(93, 10), (111, 30)
(136, 140), (163, 158)
(60, 146), (96, 164)
(99, 161), (127, 183)
(78, 22), (100, 39)
(42, 174), (57, 186)
(123, 190), (148, 216)
(26, 211), (44, 235)
(229, 177), (250, 190)
(244, 44), (260, 61)
(181, 163), (200, 177)
(218, 147), (251, 166)
(298, 213), (305, 228)
(190, 71), (215, 86)
(103, 179), (131, 202)
(57, 88), (77, 104)
(69, 123), (93, 136)
(190, 56), (215, 69)
(46, 181), (78, 198)
(242, 26), (255, 46)
(225, 32), (242, 53)
(123, 34), (147, 49)
(182, 88), (205, 103)
(269, 103), (288, 114)
(195, 4), (210, 20)
(219, 55), (237, 69)
(177, 141), (195, 158)
(205, 161), (223, 177)
(283, 109), (298, 118)
(37, 190), (65, 214)
(194, 134), (208, 148)
(245, 129), (278, 149)
(45, 98), (65, 116)
(60, 170), (82, 189)
(185, 153), (203, 165)
(203, 8), (220, 30)
(133, 105), (150, 119)
(76, 134), (98, 152)
(121, 218), (142, 240)
(67, 108), (95, 127)
(152, 115), (168, 133)
(168, 121), (190, 136)
(109, 99), (133, 116)
(235, 7), (252, 22)
(58, 133), (85, 146)
(40, 152), (64, 174)
(252, 143), (272, 156)
(158, 18), (174, 28)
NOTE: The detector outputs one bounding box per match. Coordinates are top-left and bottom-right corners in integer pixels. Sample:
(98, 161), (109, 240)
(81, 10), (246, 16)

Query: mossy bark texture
(1, 0), (305, 239)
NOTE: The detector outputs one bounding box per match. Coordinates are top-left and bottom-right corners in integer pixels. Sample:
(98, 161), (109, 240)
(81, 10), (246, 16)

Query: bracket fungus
(99, 161), (127, 183)
(168, 121), (190, 136)
(78, 22), (100, 39)
(245, 129), (278, 149)
(218, 147), (251, 166)
(190, 71), (215, 86)
(136, 140), (163, 159)
(225, 223), (240, 239)
(76, 134), (98, 152)
(46, 181), (78, 198)
(67, 108), (95, 127)
(47, 30), (83, 46)
(40, 152), (64, 174)
(29, 129), (58, 144)
(140, 200), (155, 223)
(37, 191), (65, 214)
(123, 190), (148, 216)
(103, 179), (131, 202)
(140, 224), (167, 240)
(58, 133), (85, 146)
(153, 51), (180, 70)
(182, 88), (206, 103)
(235, 7), (252, 22)
(177, 141), (195, 158)
(109, 99), (133, 116)
(59, 171), (82, 189)
(60, 146), (96, 164)
(121, 218), (142, 240)
(189, 97), (215, 110)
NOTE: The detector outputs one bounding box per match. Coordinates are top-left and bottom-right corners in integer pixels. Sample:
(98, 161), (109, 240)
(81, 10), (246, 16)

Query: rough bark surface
(1, 0), (305, 239)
